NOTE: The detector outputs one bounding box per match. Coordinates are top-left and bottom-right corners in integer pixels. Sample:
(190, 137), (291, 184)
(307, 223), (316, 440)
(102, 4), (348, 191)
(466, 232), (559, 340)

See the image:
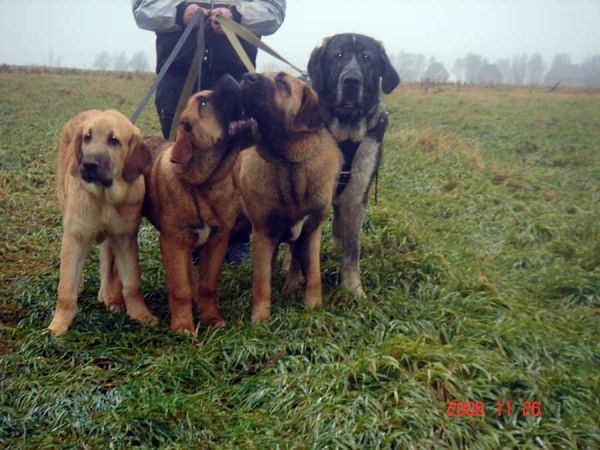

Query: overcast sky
(1, 0), (599, 75)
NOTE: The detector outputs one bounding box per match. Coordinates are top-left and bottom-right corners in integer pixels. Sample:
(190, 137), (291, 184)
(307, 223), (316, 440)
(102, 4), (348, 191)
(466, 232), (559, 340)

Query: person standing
(132, 0), (286, 138)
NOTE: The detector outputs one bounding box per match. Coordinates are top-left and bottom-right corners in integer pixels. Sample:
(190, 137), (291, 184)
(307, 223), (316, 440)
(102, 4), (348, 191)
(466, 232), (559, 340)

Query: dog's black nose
(243, 73), (259, 84)
(343, 75), (361, 87)
(82, 159), (99, 171)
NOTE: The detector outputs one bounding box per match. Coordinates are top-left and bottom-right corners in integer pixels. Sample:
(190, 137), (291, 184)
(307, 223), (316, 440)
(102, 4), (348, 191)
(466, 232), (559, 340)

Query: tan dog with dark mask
(141, 75), (255, 333)
(235, 72), (342, 323)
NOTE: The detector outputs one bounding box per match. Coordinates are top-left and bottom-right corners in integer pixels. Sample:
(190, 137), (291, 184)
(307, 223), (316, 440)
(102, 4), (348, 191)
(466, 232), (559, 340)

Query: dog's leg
(334, 136), (381, 297)
(283, 242), (305, 293)
(336, 200), (367, 297)
(194, 236), (227, 327)
(187, 253), (199, 315)
(297, 227), (323, 309)
(251, 232), (277, 323)
(160, 234), (195, 333)
(113, 234), (158, 327)
(48, 233), (92, 335)
(281, 244), (292, 272)
(98, 240), (125, 313)
(332, 204), (342, 250)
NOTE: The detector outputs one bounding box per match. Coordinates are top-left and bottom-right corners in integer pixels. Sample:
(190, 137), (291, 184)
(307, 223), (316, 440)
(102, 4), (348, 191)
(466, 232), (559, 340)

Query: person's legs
(155, 74), (186, 139)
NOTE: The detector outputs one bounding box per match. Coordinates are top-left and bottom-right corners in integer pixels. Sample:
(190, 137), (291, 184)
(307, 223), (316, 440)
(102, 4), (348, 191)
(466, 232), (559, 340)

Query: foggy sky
(1, 0), (599, 75)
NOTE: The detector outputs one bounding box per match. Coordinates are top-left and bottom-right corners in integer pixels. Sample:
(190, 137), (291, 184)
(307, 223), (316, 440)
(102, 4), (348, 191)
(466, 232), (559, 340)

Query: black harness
(335, 110), (389, 199)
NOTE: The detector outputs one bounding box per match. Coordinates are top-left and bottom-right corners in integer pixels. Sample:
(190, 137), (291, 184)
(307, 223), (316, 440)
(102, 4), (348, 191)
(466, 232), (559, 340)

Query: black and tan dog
(49, 109), (156, 335)
(308, 33), (401, 296)
(141, 74), (254, 333)
(235, 72), (342, 323)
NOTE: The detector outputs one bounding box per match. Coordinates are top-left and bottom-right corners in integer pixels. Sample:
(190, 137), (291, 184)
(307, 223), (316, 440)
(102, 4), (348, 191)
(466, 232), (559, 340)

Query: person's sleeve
(132, 0), (184, 33)
(234, 0), (286, 36)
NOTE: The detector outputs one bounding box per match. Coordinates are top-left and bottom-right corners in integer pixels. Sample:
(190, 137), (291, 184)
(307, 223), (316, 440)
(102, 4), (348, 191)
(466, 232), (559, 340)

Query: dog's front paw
(347, 284), (365, 298)
(170, 316), (195, 334)
(283, 272), (305, 293)
(46, 324), (68, 336)
(135, 311), (159, 327)
(304, 292), (323, 309)
(98, 291), (125, 313)
(251, 306), (271, 324)
(201, 313), (226, 328)
(341, 272), (366, 298)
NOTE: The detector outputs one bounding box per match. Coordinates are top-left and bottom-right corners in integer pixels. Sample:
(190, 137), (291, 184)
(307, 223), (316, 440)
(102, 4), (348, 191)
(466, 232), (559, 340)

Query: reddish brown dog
(142, 75), (254, 333)
(49, 109), (156, 335)
(235, 72), (342, 323)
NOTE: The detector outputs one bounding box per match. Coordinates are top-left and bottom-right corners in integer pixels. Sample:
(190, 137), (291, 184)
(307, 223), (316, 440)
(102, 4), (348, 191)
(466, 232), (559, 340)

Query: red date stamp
(447, 400), (542, 417)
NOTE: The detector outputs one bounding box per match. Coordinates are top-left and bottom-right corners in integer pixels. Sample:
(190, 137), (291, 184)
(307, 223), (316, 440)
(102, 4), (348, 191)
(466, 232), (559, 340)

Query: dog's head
(241, 71), (324, 157)
(170, 75), (255, 182)
(308, 33), (400, 120)
(70, 110), (151, 186)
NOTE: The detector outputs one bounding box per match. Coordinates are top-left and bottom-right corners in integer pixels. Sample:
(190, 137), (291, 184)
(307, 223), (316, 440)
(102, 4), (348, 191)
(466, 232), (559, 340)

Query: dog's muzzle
(337, 60), (364, 113)
(80, 153), (113, 187)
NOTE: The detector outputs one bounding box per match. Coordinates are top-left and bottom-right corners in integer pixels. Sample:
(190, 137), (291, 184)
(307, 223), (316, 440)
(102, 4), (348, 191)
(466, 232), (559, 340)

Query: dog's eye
(84, 131), (92, 143)
(362, 53), (370, 61)
(198, 98), (208, 108)
(108, 135), (120, 147)
(181, 121), (193, 133)
(335, 52), (343, 59)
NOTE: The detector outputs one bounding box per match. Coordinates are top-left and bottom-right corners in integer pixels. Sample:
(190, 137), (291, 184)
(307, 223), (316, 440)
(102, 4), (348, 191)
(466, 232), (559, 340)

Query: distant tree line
(93, 51), (150, 73)
(391, 52), (600, 87)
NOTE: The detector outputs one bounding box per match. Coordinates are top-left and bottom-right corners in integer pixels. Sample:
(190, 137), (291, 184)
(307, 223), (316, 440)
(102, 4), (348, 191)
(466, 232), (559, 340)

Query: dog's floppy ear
(291, 84), (324, 133)
(122, 131), (152, 182)
(307, 44), (325, 93)
(69, 128), (84, 177)
(378, 41), (401, 94)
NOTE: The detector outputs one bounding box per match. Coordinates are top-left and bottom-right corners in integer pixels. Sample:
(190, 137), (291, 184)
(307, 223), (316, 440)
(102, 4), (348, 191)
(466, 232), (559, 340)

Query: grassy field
(1, 71), (599, 449)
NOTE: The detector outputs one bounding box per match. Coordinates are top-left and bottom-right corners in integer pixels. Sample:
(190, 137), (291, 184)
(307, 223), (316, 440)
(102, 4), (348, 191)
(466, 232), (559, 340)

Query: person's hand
(183, 4), (208, 26)
(210, 8), (233, 35)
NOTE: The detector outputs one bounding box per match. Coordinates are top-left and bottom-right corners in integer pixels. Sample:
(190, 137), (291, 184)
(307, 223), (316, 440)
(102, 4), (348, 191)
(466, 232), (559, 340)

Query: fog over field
(1, 0), (599, 82)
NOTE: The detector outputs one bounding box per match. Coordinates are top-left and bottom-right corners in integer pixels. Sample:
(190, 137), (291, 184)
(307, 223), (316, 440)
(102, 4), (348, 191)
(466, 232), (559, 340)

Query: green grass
(1, 73), (599, 449)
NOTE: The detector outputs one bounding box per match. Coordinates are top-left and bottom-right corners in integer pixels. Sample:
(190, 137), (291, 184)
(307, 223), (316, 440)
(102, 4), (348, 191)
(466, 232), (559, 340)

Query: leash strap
(213, 15), (307, 76)
(169, 20), (206, 141)
(130, 8), (204, 125)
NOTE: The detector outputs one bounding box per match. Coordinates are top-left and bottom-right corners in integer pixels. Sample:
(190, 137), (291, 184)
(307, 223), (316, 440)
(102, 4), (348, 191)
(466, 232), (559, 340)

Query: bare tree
(550, 53), (572, 70)
(260, 61), (286, 73)
(452, 58), (465, 82)
(422, 57), (449, 83)
(114, 52), (129, 72)
(582, 55), (600, 87)
(93, 51), (111, 71)
(391, 52), (426, 82)
(511, 53), (528, 85)
(494, 58), (511, 83)
(527, 53), (546, 85)
(463, 53), (483, 83)
(129, 51), (150, 73)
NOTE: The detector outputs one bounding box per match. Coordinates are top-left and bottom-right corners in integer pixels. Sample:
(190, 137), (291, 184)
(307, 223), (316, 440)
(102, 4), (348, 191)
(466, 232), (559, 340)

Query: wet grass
(1, 74), (599, 448)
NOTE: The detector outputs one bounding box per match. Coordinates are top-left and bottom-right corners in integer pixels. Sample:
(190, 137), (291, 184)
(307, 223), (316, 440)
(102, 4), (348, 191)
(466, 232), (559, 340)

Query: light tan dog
(235, 72), (342, 323)
(142, 75), (255, 333)
(49, 109), (156, 335)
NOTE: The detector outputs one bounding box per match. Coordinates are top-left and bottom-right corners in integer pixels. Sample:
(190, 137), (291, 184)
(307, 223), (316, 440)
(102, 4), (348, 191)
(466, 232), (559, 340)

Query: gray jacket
(132, 0), (286, 36)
